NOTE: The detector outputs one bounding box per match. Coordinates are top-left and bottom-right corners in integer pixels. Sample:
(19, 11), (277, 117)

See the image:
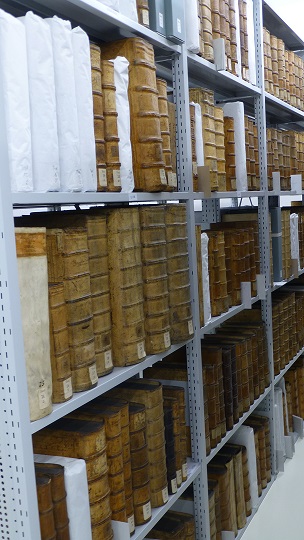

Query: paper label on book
(171, 478), (177, 493)
(159, 12), (164, 28)
(137, 342), (146, 359)
(63, 377), (73, 399)
(182, 463), (188, 478)
(98, 168), (107, 187)
(168, 171), (177, 188)
(113, 169), (121, 187)
(177, 18), (181, 33)
(38, 387), (50, 410)
(188, 319), (194, 335)
(142, 10), (149, 26)
(164, 331), (171, 348)
(193, 161), (198, 175)
(160, 168), (167, 184)
(162, 486), (169, 503)
(177, 469), (182, 485)
(227, 57), (232, 71)
(89, 364), (98, 384)
(128, 514), (135, 534)
(143, 502), (152, 520)
(105, 350), (113, 369)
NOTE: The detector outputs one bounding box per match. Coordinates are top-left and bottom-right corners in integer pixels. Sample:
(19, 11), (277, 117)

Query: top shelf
(263, 1), (304, 51)
(0, 0), (180, 54)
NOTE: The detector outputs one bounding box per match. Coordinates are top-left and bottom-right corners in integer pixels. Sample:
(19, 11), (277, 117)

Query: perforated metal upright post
(253, 0), (276, 474)
(0, 89), (41, 537)
(172, 45), (210, 540)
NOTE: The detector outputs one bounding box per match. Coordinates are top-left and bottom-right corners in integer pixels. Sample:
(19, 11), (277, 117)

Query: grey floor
(242, 436), (304, 539)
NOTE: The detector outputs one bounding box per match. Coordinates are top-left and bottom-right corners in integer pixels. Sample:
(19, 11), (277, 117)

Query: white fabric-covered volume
(95, 0), (119, 10)
(185, 0), (200, 54)
(201, 233), (211, 325)
(245, 0), (257, 85)
(112, 56), (135, 193)
(193, 103), (204, 166)
(23, 12), (60, 192)
(72, 27), (97, 192)
(119, 0), (138, 21)
(290, 213), (300, 270)
(0, 10), (33, 191)
(223, 102), (248, 191)
(231, 424), (259, 508)
(46, 16), (82, 192)
(34, 454), (92, 540)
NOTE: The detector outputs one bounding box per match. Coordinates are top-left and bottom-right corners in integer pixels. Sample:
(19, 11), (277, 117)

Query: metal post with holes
(0, 81), (41, 538)
(253, 0), (276, 474)
(172, 44), (209, 540)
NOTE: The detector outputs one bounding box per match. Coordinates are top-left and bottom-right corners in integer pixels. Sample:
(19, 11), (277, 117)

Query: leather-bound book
(35, 463), (70, 537)
(48, 283), (72, 404)
(139, 205), (171, 355)
(136, 0), (150, 27)
(36, 473), (56, 540)
(101, 59), (121, 192)
(218, 444), (246, 529)
(167, 510), (196, 539)
(145, 514), (186, 538)
(107, 207), (146, 366)
(165, 204), (194, 342)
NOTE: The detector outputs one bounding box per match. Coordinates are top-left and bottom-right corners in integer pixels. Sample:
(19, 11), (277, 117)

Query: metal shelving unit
(1, 1), (304, 540)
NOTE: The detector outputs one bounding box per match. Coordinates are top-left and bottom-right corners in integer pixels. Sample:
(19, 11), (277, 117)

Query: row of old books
(267, 128), (304, 191)
(263, 28), (304, 111)
(189, 88), (261, 192)
(91, 39), (178, 193)
(208, 414), (271, 538)
(200, 220), (260, 320)
(97, 0), (150, 28)
(202, 316), (270, 453)
(284, 356), (304, 431)
(33, 379), (189, 539)
(192, 0), (255, 84)
(15, 204), (194, 421)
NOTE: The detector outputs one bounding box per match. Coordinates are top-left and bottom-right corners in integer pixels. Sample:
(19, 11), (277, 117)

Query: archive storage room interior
(2, 0), (304, 539)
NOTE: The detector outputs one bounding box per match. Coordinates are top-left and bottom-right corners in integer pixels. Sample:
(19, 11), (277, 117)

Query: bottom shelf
(111, 460), (201, 540)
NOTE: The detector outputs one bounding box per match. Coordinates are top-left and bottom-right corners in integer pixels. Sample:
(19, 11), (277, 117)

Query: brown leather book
(101, 60), (121, 192)
(136, 0), (150, 27)
(218, 444), (247, 530)
(208, 458), (237, 535)
(145, 514), (186, 539)
(36, 473), (56, 540)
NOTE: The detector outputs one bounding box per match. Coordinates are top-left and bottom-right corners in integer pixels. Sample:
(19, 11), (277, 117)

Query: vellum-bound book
(15, 227), (52, 421)
(107, 207), (146, 366)
(100, 38), (168, 191)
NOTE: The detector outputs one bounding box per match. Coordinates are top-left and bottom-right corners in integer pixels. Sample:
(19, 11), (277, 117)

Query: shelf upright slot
(0, 88), (41, 538)
(173, 43), (209, 540)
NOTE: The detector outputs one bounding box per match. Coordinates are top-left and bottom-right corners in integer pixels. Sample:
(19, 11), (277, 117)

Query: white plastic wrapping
(230, 424), (259, 508)
(23, 12), (60, 192)
(34, 454), (92, 540)
(192, 102), (204, 166)
(119, 0), (138, 22)
(0, 9), (33, 192)
(112, 56), (135, 193)
(234, 0), (242, 77)
(46, 16), (82, 192)
(274, 387), (286, 460)
(95, 0), (119, 10)
(245, 0), (257, 85)
(201, 233), (211, 324)
(72, 27), (97, 192)
(223, 102), (248, 191)
(290, 213), (300, 270)
(185, 0), (200, 54)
